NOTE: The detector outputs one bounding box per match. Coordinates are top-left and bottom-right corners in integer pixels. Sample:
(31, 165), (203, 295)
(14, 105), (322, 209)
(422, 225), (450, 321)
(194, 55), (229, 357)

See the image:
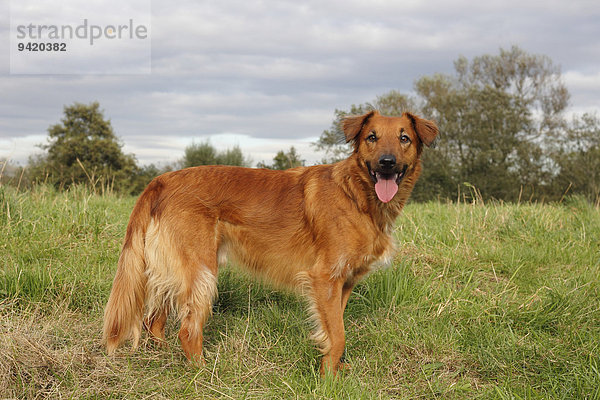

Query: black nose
(378, 154), (396, 169)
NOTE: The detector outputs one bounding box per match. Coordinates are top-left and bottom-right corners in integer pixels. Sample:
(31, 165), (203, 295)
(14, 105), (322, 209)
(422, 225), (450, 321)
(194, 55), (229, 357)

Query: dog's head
(342, 110), (438, 203)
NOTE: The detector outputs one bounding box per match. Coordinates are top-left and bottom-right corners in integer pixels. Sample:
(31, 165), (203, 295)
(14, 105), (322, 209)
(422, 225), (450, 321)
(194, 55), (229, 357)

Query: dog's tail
(102, 180), (161, 354)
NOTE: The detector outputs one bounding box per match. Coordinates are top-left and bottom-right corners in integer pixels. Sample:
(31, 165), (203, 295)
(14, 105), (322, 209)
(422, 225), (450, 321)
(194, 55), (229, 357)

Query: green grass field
(1, 185), (599, 399)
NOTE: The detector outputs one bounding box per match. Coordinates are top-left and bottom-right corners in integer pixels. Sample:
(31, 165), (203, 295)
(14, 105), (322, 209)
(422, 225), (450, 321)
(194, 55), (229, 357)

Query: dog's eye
(366, 133), (377, 143)
(400, 134), (411, 144)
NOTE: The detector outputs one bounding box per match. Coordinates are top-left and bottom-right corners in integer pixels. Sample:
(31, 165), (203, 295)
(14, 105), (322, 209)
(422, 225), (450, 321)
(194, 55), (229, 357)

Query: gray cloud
(1, 0), (599, 166)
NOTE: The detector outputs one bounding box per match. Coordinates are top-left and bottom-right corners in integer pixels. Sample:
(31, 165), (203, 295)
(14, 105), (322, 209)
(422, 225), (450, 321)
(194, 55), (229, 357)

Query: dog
(103, 110), (438, 375)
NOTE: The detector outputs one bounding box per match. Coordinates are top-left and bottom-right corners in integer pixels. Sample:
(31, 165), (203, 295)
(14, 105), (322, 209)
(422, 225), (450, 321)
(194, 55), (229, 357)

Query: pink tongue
(375, 178), (398, 203)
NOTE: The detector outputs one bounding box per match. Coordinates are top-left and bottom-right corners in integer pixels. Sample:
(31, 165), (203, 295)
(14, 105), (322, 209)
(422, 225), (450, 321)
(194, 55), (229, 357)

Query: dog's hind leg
(144, 308), (169, 346)
(177, 264), (217, 365)
(173, 215), (220, 366)
(146, 209), (220, 365)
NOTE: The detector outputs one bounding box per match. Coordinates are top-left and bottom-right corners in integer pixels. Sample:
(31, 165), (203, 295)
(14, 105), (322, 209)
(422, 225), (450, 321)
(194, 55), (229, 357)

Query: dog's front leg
(310, 275), (346, 376)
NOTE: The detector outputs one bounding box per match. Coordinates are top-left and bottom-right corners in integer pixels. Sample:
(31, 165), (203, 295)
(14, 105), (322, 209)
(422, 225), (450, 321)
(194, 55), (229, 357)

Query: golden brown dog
(103, 110), (438, 375)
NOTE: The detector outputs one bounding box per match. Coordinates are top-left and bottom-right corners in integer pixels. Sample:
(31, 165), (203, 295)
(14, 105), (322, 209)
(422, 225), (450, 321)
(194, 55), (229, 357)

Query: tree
(551, 113), (600, 201)
(30, 102), (138, 193)
(181, 141), (250, 168)
(181, 141), (217, 167)
(455, 46), (569, 137)
(415, 46), (569, 200)
(258, 147), (305, 170)
(217, 146), (249, 167)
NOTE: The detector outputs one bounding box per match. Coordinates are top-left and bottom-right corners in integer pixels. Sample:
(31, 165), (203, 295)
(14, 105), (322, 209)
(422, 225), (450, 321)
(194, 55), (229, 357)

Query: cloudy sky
(1, 0), (599, 167)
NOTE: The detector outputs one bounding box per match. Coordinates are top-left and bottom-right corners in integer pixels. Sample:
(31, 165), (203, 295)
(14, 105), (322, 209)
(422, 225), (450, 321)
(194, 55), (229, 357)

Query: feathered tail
(102, 180), (160, 354)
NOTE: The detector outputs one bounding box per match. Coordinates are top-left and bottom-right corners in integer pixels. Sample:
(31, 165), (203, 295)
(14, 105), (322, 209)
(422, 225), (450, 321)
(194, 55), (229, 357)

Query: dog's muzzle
(367, 155), (408, 203)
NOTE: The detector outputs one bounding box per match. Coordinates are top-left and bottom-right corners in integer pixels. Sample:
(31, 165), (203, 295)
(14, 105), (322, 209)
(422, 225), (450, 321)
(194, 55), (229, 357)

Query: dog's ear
(403, 112), (439, 147)
(342, 110), (379, 145)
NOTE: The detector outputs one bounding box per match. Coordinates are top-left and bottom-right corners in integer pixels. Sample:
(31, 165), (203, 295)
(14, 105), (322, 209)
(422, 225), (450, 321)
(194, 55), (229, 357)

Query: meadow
(0, 185), (599, 399)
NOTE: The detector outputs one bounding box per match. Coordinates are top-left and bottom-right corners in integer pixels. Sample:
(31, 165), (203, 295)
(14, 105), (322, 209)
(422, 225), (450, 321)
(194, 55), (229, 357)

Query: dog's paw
(338, 362), (352, 371)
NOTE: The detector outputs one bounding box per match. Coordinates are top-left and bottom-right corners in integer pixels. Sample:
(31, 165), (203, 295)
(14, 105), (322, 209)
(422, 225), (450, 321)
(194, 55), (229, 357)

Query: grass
(1, 184), (599, 399)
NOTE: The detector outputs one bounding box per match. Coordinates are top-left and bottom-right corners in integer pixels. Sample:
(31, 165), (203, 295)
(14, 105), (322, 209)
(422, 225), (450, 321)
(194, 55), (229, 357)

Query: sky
(1, 0), (599, 168)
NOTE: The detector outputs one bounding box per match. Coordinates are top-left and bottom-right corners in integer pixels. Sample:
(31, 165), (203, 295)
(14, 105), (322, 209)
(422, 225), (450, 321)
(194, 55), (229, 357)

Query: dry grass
(1, 300), (110, 398)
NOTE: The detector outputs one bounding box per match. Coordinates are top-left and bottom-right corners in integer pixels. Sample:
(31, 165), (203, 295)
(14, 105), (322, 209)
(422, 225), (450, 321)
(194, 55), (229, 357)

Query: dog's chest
(363, 231), (395, 270)
(330, 229), (395, 282)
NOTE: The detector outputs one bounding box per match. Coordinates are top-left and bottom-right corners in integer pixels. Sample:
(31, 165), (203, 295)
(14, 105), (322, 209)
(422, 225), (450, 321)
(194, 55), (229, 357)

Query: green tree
(415, 46), (569, 200)
(551, 113), (600, 201)
(181, 141), (250, 168)
(216, 146), (248, 167)
(30, 102), (138, 193)
(181, 141), (217, 167)
(258, 147), (305, 170)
